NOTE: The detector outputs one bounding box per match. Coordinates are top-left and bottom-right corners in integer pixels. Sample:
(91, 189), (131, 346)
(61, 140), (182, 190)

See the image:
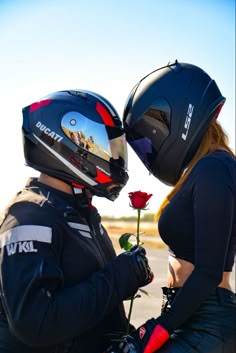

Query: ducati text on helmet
(35, 121), (63, 141)
(22, 90), (129, 200)
(123, 60), (225, 185)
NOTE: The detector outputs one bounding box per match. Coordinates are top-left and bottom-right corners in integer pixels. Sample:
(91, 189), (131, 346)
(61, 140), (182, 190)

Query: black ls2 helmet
(123, 60), (225, 186)
(22, 90), (128, 200)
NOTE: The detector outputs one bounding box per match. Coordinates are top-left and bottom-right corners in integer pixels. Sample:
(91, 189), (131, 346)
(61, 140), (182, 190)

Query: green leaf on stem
(119, 233), (136, 250)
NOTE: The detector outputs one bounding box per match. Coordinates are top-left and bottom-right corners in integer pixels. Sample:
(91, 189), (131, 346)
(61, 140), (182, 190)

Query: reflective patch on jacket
(0, 225), (52, 256)
(67, 222), (92, 238)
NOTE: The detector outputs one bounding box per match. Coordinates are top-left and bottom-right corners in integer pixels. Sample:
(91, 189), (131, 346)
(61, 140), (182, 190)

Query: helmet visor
(125, 103), (171, 171)
(61, 111), (128, 169)
(128, 137), (153, 169)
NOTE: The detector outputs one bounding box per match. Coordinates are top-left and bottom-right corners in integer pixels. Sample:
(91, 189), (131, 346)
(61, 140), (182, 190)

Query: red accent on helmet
(96, 102), (115, 126)
(214, 103), (224, 120)
(95, 169), (112, 183)
(72, 182), (85, 188)
(68, 156), (82, 168)
(30, 99), (53, 113)
(88, 202), (96, 209)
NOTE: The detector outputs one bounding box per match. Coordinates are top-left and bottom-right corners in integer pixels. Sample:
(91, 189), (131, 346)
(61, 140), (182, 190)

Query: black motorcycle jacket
(0, 178), (141, 353)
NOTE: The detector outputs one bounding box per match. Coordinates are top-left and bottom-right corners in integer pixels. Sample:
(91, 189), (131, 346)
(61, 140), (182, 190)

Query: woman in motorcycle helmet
(107, 61), (236, 353)
(0, 89), (153, 353)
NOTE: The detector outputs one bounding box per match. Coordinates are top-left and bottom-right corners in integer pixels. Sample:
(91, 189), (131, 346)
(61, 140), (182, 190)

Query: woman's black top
(158, 151), (236, 332)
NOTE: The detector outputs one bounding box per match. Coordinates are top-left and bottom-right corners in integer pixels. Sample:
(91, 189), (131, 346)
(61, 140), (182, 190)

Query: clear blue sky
(0, 0), (235, 217)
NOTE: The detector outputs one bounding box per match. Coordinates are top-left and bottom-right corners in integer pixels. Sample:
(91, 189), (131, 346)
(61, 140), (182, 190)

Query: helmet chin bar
(71, 180), (122, 201)
(105, 185), (123, 201)
(91, 184), (123, 201)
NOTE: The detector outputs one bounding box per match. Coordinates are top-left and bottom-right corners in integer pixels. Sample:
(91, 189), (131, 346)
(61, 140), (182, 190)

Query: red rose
(128, 191), (152, 209)
(120, 190), (153, 334)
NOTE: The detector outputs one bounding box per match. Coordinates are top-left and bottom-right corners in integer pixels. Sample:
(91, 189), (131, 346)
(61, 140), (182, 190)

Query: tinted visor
(125, 99), (171, 170)
(61, 111), (128, 169)
(128, 137), (153, 169)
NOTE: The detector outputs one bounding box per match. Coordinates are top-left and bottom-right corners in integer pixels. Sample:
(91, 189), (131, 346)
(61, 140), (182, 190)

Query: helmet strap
(72, 186), (92, 218)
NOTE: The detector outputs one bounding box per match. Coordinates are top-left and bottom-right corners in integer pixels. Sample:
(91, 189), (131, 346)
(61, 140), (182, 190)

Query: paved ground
(115, 247), (236, 328)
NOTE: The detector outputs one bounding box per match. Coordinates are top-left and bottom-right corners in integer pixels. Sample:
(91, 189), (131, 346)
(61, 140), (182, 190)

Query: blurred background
(0, 0), (235, 218)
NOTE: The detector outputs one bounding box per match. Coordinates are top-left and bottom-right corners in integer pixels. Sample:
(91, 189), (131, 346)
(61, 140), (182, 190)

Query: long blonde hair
(155, 120), (235, 221)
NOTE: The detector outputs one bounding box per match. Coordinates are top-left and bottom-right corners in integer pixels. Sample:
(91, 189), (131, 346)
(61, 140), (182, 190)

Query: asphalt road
(118, 247), (236, 328)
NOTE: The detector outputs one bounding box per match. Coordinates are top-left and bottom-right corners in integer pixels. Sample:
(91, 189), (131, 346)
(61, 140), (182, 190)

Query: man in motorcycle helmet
(0, 89), (153, 353)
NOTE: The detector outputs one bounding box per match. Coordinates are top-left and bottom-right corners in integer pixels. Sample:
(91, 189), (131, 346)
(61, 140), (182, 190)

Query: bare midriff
(167, 255), (232, 291)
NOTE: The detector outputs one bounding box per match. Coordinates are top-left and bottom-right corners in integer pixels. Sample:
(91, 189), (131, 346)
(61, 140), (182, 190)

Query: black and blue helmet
(22, 90), (128, 200)
(123, 60), (225, 185)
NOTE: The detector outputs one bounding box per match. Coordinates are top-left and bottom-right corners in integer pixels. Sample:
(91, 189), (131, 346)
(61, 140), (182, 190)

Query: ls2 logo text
(182, 104), (194, 141)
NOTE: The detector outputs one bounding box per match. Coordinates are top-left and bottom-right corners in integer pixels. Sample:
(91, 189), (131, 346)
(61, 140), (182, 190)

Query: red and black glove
(105, 318), (170, 353)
